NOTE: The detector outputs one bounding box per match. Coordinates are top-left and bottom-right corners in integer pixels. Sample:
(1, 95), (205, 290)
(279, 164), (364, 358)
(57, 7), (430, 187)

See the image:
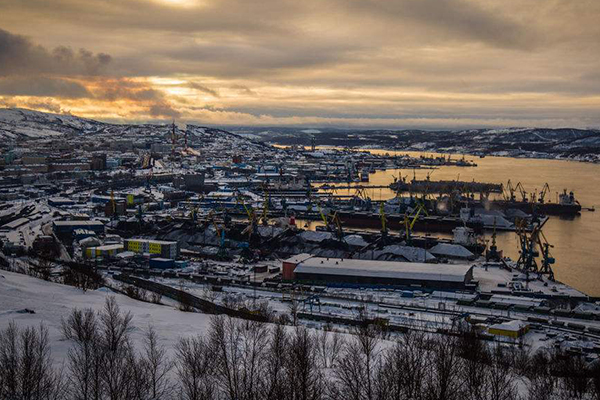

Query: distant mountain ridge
(231, 126), (600, 163)
(1, 107), (600, 162)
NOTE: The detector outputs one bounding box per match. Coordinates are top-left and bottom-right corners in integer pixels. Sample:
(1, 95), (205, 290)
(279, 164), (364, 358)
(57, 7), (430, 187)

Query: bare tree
(486, 344), (519, 400)
(552, 350), (590, 400)
(176, 335), (216, 400)
(459, 329), (490, 400)
(288, 297), (300, 326)
(331, 323), (380, 400)
(425, 333), (464, 400)
(62, 308), (104, 400)
(62, 297), (139, 400)
(316, 328), (343, 369)
(208, 316), (269, 400)
(141, 327), (173, 400)
(285, 326), (323, 400)
(262, 323), (289, 400)
(0, 322), (65, 400)
(378, 329), (429, 400)
(149, 292), (162, 304)
(98, 297), (134, 400)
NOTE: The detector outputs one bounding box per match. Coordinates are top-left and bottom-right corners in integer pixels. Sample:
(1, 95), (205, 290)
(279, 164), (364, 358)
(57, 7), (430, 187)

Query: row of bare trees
(2, 297), (600, 400)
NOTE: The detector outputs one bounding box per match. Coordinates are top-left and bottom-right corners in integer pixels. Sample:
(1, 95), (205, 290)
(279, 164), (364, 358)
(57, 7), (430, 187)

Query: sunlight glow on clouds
(0, 0), (599, 128)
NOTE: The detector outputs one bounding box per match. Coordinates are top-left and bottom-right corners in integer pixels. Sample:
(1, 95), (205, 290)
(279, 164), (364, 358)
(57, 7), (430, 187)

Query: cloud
(0, 76), (91, 98)
(0, 0), (599, 128)
(148, 102), (181, 119)
(0, 28), (111, 77)
(231, 85), (256, 96)
(187, 82), (219, 97)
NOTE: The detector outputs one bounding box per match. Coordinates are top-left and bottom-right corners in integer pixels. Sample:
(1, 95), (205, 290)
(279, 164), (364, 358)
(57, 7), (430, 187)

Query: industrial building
(53, 220), (105, 235)
(123, 239), (179, 259)
(488, 320), (530, 339)
(287, 256), (474, 290)
(84, 244), (124, 259)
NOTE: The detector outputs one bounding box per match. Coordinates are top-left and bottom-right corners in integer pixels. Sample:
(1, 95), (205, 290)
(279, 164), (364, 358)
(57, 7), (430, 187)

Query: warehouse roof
(295, 257), (473, 283)
(489, 320), (529, 332)
(54, 220), (104, 227)
(429, 243), (474, 259)
(125, 238), (177, 245)
(283, 253), (313, 264)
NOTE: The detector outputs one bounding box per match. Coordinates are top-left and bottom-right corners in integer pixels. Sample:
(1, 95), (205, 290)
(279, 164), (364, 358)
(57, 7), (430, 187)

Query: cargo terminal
(283, 255), (474, 290)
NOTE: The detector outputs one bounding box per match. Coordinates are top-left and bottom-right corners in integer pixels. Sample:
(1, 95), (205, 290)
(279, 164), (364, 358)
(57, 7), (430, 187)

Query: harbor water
(324, 149), (600, 296)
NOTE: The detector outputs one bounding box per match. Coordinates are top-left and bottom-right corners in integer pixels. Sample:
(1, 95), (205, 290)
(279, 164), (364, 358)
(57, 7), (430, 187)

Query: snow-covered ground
(0, 270), (213, 364)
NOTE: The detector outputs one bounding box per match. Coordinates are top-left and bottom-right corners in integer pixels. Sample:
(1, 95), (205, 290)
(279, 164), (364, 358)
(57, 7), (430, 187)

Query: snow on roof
(53, 220), (104, 226)
(283, 253), (313, 264)
(574, 302), (600, 315)
(372, 245), (436, 262)
(429, 243), (474, 258)
(343, 234), (368, 247)
(489, 320), (529, 332)
(489, 295), (543, 307)
(300, 230), (333, 243)
(295, 257), (473, 282)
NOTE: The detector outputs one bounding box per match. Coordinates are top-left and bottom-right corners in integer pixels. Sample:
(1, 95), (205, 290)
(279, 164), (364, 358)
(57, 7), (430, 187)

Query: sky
(0, 0), (599, 129)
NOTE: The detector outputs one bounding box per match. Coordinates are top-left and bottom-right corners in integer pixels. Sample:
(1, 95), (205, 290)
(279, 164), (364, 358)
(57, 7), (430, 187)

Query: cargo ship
(470, 190), (582, 217)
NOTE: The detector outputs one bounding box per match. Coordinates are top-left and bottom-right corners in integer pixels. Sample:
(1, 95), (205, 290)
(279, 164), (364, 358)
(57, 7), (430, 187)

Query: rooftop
(295, 257), (473, 282)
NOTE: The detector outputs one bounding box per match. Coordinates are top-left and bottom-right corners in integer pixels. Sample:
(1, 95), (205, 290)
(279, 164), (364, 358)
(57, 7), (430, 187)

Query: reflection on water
(318, 149), (600, 296)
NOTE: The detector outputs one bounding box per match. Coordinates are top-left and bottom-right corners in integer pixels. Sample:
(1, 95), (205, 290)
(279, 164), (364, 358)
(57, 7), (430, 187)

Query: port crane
(515, 182), (528, 203)
(503, 180), (517, 202)
(260, 188), (270, 226)
(317, 203), (344, 241)
(538, 183), (551, 204)
(379, 202), (388, 241)
(515, 220), (555, 281)
(403, 202), (428, 245)
(236, 194), (259, 241)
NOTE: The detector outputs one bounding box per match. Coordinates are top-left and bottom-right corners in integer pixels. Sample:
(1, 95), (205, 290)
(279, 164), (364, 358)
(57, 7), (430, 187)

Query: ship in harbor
(483, 187), (582, 217)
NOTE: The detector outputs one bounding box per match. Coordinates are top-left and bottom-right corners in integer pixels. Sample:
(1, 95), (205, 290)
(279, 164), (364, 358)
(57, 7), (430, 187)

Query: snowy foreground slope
(0, 270), (212, 363)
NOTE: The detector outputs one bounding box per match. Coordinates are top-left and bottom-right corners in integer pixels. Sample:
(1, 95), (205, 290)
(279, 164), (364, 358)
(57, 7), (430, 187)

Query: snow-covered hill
(0, 270), (212, 363)
(233, 126), (600, 163)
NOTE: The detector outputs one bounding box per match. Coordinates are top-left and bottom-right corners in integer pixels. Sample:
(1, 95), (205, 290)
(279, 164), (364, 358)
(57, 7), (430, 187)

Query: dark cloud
(0, 76), (91, 98)
(0, 0), (599, 128)
(149, 103), (181, 119)
(231, 85), (256, 96)
(0, 28), (111, 77)
(91, 78), (164, 102)
(337, 0), (540, 50)
(187, 82), (219, 97)
(22, 100), (63, 114)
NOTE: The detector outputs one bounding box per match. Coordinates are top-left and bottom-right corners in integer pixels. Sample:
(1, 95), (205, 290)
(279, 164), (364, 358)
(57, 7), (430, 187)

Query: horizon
(4, 106), (600, 132)
(1, 1), (599, 129)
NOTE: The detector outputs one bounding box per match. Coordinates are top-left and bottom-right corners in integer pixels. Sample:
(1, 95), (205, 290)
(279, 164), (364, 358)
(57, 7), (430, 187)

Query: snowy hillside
(0, 108), (107, 140)
(0, 270), (212, 363)
(234, 126), (600, 163)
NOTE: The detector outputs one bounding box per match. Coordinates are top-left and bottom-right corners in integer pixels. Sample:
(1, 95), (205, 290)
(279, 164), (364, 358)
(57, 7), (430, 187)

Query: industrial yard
(0, 108), (598, 362)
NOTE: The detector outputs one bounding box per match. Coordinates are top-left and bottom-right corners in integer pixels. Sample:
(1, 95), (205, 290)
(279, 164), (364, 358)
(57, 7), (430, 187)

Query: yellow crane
(403, 202), (428, 244)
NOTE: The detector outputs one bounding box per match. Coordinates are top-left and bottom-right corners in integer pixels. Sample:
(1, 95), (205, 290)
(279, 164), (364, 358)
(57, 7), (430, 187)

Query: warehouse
(84, 244), (123, 259)
(53, 220), (105, 235)
(292, 257), (474, 290)
(123, 238), (179, 259)
(488, 320), (530, 339)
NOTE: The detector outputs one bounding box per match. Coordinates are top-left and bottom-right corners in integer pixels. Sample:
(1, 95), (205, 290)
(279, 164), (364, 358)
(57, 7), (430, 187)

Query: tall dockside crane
(515, 220), (556, 282)
(515, 182), (528, 203)
(504, 179), (517, 201)
(538, 183), (551, 203)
